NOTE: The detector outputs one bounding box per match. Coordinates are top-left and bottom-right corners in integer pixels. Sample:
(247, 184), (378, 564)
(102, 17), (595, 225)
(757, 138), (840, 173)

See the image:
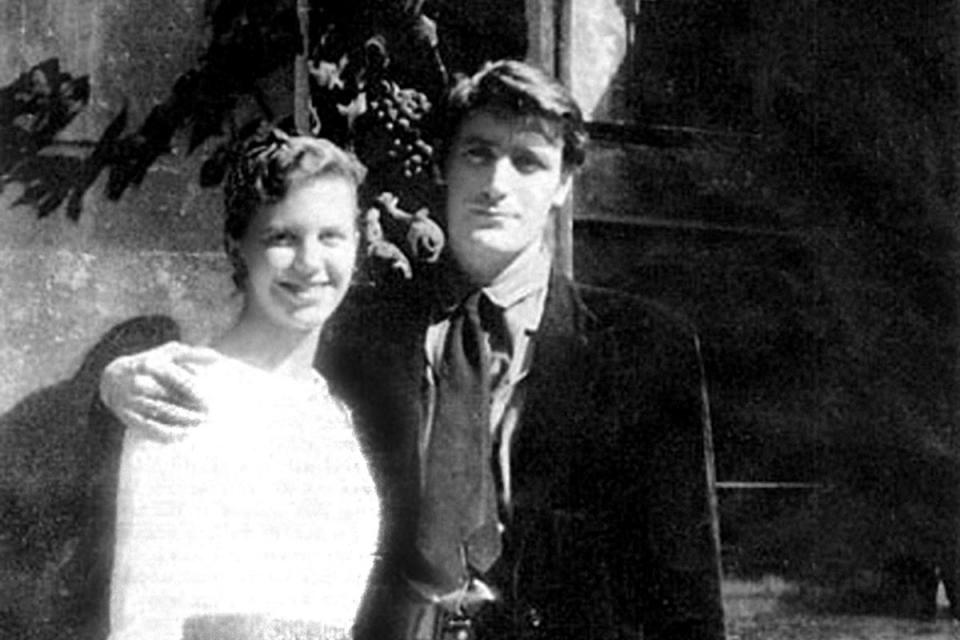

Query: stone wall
(1, 0), (239, 416)
(0, 3), (239, 634)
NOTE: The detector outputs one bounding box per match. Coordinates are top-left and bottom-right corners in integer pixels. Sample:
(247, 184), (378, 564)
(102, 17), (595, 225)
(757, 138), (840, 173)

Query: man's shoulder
(562, 282), (707, 401)
(318, 280), (429, 379)
(327, 281), (426, 337)
(565, 279), (698, 342)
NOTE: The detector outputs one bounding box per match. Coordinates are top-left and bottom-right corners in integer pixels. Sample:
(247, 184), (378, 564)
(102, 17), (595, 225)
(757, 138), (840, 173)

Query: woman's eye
(318, 230), (346, 245)
(264, 231), (296, 246)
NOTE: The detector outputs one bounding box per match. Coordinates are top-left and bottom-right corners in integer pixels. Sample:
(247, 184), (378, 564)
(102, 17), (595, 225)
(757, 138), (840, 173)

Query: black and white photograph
(1, 1), (958, 639)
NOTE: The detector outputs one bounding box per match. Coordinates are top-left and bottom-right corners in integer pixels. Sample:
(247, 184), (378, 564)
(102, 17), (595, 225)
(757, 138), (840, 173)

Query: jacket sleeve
(609, 313), (726, 640)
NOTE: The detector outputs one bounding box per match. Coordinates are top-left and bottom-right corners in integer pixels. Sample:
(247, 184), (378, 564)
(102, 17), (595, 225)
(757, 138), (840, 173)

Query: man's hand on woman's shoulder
(99, 341), (221, 442)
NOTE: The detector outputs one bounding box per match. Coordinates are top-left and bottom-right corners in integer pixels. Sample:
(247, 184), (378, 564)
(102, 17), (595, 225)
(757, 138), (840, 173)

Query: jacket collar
(535, 269), (593, 341)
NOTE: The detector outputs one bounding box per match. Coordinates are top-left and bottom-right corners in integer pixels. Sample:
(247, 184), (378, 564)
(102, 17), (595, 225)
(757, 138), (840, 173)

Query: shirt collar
(482, 242), (552, 313)
(435, 240), (551, 302)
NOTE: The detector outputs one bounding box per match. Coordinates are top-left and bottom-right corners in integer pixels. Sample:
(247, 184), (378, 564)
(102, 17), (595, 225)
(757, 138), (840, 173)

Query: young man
(101, 60), (726, 640)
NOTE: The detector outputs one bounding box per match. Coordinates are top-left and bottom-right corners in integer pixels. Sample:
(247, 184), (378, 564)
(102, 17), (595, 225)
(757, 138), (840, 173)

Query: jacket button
(525, 606), (543, 628)
(442, 617), (473, 640)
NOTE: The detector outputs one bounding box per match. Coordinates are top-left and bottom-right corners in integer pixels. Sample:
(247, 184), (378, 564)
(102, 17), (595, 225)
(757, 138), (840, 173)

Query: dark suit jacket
(320, 270), (725, 640)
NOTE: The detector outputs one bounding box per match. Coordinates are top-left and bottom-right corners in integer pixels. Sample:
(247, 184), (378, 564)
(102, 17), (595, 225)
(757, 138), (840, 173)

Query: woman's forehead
(255, 178), (357, 224)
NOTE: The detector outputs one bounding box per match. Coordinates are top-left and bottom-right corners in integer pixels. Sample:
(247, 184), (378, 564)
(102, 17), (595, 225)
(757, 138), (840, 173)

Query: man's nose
(481, 157), (514, 201)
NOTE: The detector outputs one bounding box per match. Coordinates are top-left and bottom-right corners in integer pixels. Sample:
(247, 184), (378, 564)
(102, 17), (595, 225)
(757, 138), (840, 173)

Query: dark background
(570, 0), (960, 616)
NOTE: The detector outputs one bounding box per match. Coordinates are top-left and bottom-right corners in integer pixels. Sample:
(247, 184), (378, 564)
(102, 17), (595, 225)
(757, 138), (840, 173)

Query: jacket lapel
(509, 272), (595, 498)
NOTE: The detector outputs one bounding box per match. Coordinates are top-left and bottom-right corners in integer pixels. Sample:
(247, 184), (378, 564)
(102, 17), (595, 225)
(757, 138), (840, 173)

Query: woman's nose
(294, 239), (325, 275)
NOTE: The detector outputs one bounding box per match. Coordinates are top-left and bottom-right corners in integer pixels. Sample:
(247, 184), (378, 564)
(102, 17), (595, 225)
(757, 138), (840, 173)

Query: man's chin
(451, 243), (526, 284)
(463, 229), (525, 255)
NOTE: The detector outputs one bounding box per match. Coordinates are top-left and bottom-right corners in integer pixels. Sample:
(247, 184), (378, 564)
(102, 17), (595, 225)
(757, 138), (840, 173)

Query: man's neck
(481, 242), (552, 310)
(458, 241), (552, 291)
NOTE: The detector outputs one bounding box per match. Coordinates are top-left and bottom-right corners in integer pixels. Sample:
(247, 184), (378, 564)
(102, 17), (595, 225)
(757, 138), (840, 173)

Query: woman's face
(236, 175), (359, 334)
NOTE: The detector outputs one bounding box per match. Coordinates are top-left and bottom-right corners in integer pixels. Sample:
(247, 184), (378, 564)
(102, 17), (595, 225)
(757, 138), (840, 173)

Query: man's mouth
(470, 206), (514, 219)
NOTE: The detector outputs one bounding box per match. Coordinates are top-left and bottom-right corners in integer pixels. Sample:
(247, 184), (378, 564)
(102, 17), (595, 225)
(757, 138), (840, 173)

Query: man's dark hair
(435, 59), (587, 172)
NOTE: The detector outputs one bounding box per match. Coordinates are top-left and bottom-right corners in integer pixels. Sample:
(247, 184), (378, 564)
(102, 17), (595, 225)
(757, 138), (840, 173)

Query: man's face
(444, 110), (571, 284)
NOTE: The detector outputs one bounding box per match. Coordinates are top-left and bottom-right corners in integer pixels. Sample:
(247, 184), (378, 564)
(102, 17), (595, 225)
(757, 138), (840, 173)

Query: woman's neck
(212, 316), (322, 382)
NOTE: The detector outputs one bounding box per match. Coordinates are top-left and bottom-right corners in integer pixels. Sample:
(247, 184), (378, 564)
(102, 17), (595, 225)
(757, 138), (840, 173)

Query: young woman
(107, 130), (379, 640)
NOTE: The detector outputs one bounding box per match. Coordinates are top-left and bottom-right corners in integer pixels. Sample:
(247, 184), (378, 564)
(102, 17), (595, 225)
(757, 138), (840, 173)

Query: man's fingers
(140, 354), (209, 412)
(126, 394), (206, 431)
(115, 406), (197, 444)
(169, 344), (222, 371)
(101, 341), (217, 438)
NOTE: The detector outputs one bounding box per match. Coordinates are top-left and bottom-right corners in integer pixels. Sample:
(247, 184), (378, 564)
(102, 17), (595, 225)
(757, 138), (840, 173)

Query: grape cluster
(363, 79), (434, 179)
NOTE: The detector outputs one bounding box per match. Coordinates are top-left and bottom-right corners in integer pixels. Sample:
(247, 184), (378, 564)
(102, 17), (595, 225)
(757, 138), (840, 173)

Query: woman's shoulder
(196, 354), (325, 409)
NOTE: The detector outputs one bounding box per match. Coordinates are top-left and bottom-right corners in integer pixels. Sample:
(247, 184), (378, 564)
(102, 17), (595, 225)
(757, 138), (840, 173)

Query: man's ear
(551, 173), (574, 208)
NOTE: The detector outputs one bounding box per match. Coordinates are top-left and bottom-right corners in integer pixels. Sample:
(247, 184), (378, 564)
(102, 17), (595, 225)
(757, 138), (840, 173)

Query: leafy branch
(2, 0), (452, 281)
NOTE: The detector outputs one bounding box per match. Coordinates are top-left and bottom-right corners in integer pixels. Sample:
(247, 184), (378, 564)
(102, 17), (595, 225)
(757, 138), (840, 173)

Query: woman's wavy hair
(222, 128), (367, 289)
(434, 59), (587, 173)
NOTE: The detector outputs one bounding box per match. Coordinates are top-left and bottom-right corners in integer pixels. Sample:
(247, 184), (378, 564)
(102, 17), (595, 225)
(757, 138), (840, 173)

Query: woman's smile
(276, 279), (331, 302)
(239, 176), (359, 334)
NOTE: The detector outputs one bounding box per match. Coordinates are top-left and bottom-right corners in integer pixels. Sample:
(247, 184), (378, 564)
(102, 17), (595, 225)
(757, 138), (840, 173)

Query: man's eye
(463, 146), (494, 164)
(513, 154), (546, 174)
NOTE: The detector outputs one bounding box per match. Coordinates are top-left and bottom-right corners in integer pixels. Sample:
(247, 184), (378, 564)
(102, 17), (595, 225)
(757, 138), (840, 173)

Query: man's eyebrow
(457, 132), (555, 151)
(456, 133), (496, 146)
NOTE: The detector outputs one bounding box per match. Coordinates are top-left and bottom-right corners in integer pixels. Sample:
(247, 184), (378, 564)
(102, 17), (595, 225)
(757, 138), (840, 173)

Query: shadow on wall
(0, 315), (180, 640)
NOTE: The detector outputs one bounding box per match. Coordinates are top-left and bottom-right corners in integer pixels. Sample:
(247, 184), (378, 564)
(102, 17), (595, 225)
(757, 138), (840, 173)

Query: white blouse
(108, 355), (380, 640)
